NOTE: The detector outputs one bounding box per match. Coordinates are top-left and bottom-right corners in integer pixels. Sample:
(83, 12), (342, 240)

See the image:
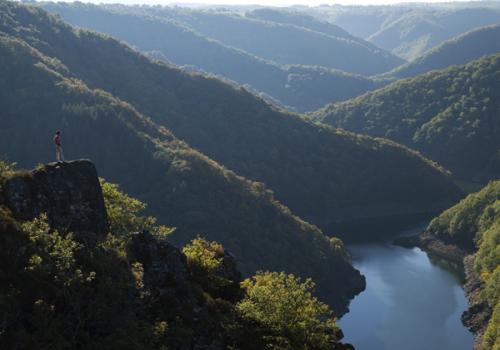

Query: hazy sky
(88, 0), (477, 6)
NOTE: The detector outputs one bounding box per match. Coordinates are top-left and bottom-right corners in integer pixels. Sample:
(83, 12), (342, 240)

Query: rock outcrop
(0, 160), (358, 349)
(1, 160), (108, 243)
(127, 230), (244, 349)
(461, 255), (492, 349)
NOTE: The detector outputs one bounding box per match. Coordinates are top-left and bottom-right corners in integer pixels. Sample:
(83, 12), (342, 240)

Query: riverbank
(339, 226), (473, 350)
(393, 228), (494, 349)
(462, 255), (492, 349)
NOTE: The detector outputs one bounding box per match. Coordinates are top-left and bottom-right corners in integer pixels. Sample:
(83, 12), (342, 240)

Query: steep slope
(419, 181), (500, 350)
(314, 54), (500, 182)
(0, 32), (364, 313)
(0, 160), (355, 349)
(144, 6), (403, 75)
(41, 2), (380, 112)
(388, 24), (500, 78)
(0, 2), (462, 232)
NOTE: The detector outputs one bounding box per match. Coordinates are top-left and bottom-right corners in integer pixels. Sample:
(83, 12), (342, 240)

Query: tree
(100, 178), (173, 238)
(182, 236), (240, 300)
(237, 271), (343, 350)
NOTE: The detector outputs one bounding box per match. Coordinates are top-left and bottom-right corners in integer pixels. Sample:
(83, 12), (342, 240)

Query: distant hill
(41, 2), (381, 112)
(313, 54), (500, 182)
(246, 8), (371, 47)
(138, 5), (403, 75)
(3, 2), (463, 234)
(305, 5), (500, 61)
(368, 8), (500, 61)
(387, 24), (500, 78)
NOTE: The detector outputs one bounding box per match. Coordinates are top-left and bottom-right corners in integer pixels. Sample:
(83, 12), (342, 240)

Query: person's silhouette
(53, 130), (65, 162)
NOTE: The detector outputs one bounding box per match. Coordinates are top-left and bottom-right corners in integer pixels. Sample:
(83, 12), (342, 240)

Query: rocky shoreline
(393, 233), (490, 349)
(462, 255), (492, 350)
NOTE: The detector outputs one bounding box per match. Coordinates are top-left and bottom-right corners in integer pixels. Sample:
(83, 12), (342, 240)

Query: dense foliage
(0, 176), (181, 348)
(0, 165), (352, 349)
(0, 158), (15, 176)
(40, 2), (381, 113)
(314, 54), (500, 182)
(0, 6), (365, 312)
(423, 180), (500, 349)
(388, 24), (500, 78)
(237, 271), (344, 350)
(182, 236), (238, 298)
(100, 178), (173, 238)
(426, 181), (500, 249)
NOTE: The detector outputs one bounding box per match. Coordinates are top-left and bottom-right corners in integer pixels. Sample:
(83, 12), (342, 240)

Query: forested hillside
(388, 24), (500, 78)
(0, 29), (364, 312)
(246, 8), (373, 48)
(306, 5), (500, 61)
(133, 5), (403, 75)
(2, 1), (499, 349)
(420, 181), (500, 350)
(314, 54), (500, 182)
(41, 2), (381, 112)
(367, 8), (500, 60)
(1, 2), (462, 233)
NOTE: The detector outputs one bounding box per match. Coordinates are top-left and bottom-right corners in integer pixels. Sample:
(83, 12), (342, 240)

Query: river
(339, 225), (474, 350)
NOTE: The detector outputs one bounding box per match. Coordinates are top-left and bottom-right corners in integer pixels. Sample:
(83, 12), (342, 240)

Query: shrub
(237, 271), (342, 350)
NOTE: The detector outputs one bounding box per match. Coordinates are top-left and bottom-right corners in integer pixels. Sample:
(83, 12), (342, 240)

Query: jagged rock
(1, 160), (108, 242)
(128, 230), (191, 294)
(127, 230), (233, 350)
(461, 255), (492, 349)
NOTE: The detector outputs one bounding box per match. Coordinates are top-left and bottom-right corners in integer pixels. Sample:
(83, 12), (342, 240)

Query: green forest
(0, 2), (462, 240)
(423, 181), (500, 349)
(0, 29), (367, 313)
(0, 0), (499, 349)
(386, 24), (500, 78)
(314, 54), (500, 182)
(41, 2), (383, 112)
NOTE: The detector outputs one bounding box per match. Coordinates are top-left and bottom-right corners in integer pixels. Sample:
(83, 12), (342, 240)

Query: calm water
(339, 227), (474, 350)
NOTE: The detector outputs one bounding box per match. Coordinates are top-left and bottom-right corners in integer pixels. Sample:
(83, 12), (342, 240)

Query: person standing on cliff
(54, 130), (65, 163)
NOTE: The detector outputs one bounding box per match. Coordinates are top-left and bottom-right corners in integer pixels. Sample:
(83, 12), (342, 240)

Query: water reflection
(339, 241), (473, 350)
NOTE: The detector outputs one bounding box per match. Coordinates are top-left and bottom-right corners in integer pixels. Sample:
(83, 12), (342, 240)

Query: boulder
(2, 160), (108, 242)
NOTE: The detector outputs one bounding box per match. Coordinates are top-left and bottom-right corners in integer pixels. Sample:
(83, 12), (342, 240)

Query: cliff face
(461, 255), (492, 348)
(1, 160), (108, 244)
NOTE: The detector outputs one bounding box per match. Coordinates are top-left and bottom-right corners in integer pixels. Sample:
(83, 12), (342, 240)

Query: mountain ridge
(1, 2), (464, 233)
(40, 2), (382, 112)
(313, 53), (500, 183)
(386, 23), (500, 78)
(0, 28), (365, 313)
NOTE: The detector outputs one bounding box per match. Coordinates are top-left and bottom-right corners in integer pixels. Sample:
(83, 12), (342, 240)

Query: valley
(0, 1), (499, 349)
